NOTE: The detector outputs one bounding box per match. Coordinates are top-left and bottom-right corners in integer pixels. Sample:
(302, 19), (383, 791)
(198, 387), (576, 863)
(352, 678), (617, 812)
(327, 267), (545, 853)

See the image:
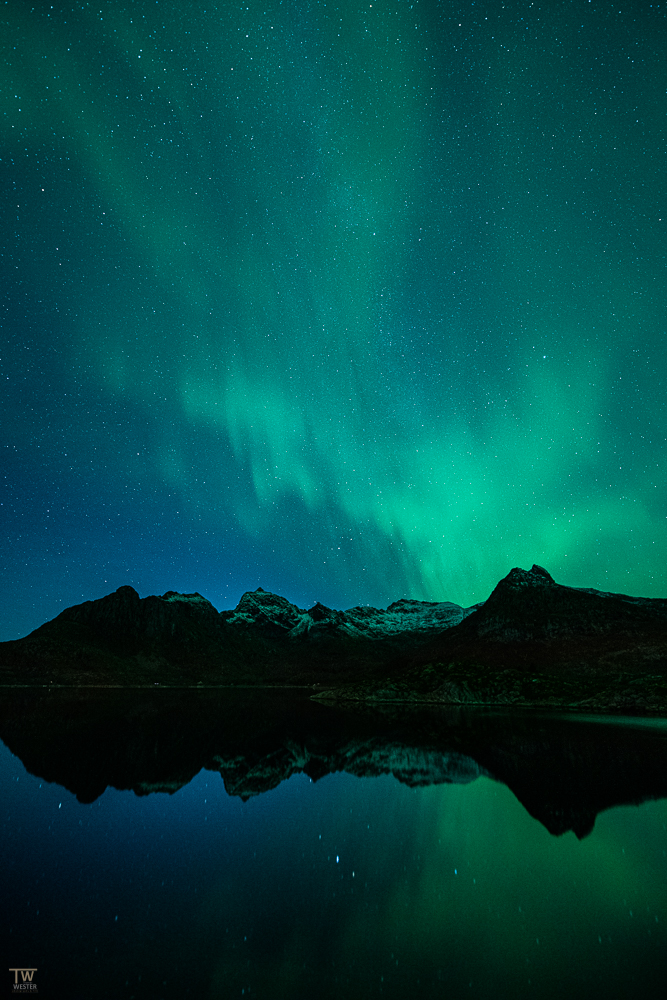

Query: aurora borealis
(1, 0), (666, 639)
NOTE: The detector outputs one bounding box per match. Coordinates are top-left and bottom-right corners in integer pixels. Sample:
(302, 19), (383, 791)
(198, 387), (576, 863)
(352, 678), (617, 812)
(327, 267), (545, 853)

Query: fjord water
(1, 693), (666, 999)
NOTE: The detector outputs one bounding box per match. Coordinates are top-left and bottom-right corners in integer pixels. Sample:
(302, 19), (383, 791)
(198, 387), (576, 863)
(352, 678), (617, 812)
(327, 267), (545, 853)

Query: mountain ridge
(1, 565), (667, 710)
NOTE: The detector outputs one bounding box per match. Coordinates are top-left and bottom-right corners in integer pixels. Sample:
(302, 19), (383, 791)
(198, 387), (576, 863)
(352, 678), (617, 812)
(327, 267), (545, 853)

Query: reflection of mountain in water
(2, 689), (667, 840)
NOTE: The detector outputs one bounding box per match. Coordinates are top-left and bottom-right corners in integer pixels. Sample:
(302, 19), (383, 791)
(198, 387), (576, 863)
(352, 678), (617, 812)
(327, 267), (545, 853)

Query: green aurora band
(2, 0), (666, 615)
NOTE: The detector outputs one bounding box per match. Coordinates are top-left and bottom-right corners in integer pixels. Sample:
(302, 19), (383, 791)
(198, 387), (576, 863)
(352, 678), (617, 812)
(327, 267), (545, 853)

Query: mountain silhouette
(1, 566), (666, 708)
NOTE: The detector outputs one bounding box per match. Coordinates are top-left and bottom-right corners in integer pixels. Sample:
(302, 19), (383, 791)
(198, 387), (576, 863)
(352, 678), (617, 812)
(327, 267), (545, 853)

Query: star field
(1, 0), (666, 639)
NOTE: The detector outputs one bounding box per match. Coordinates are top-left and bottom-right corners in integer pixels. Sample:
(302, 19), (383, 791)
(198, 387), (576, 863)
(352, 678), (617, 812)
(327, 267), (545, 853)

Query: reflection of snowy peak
(6, 687), (667, 839)
(221, 587), (477, 642)
(216, 741), (486, 800)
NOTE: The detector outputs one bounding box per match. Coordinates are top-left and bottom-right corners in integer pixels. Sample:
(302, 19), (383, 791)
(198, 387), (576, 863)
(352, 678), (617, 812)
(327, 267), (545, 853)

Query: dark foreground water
(1, 690), (667, 999)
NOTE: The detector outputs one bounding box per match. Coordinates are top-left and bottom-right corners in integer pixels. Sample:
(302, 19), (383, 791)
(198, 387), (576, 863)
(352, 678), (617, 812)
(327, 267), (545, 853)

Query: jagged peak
(530, 564), (553, 579)
(307, 602), (334, 621)
(161, 591), (214, 606)
(234, 589), (300, 612)
(501, 564), (555, 588)
(54, 585), (140, 623)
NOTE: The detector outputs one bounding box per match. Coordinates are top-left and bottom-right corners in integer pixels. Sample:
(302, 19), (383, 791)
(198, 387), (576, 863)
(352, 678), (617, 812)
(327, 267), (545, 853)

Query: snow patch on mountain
(222, 587), (478, 641)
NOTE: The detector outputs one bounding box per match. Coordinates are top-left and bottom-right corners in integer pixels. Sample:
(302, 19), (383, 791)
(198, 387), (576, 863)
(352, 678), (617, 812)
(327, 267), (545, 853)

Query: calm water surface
(1, 693), (666, 999)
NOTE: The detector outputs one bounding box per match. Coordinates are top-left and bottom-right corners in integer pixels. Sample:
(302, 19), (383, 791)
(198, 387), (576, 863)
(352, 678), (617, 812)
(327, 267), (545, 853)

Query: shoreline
(1, 682), (667, 717)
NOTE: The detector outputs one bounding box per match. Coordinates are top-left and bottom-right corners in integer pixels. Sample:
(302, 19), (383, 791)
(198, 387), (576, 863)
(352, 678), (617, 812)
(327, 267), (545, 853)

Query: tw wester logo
(8, 970), (38, 993)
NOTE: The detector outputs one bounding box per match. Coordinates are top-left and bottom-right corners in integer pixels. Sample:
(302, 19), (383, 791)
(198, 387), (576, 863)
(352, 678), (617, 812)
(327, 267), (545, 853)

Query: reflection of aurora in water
(2, 1), (667, 641)
(2, 703), (667, 998)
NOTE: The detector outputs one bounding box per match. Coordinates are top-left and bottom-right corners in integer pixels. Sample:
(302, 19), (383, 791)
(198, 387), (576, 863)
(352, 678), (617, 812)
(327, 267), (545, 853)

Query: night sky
(1, 0), (666, 640)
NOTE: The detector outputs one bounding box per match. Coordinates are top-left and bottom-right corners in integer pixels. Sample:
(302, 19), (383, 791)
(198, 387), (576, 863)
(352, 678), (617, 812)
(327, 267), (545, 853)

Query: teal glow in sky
(1, 0), (666, 637)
